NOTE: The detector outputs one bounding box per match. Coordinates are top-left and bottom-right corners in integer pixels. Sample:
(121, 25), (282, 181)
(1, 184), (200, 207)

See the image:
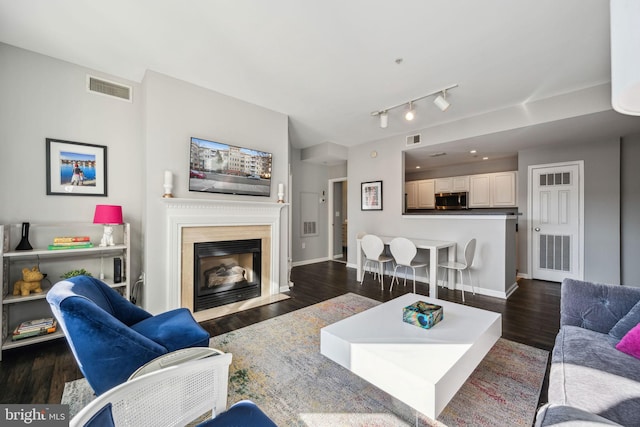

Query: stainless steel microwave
(435, 192), (468, 210)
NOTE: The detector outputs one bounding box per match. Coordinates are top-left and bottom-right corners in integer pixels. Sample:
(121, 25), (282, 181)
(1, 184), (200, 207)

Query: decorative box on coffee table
(403, 301), (443, 329)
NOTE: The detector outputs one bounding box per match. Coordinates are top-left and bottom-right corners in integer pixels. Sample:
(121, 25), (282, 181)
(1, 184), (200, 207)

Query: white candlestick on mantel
(163, 170), (174, 198)
(277, 183), (285, 203)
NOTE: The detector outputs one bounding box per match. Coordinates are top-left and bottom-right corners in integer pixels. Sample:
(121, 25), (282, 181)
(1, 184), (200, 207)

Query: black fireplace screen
(194, 239), (261, 311)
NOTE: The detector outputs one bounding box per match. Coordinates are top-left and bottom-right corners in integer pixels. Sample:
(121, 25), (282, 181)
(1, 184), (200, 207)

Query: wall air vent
(406, 134), (421, 146)
(87, 75), (132, 102)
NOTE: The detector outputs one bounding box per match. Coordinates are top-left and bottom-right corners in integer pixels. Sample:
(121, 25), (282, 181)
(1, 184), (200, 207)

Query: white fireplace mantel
(163, 198), (289, 314)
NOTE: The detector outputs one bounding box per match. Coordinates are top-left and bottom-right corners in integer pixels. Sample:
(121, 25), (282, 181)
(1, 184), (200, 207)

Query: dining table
(355, 235), (457, 298)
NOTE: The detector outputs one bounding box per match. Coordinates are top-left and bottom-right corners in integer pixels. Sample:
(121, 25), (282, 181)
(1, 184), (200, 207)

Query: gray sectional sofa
(535, 279), (640, 426)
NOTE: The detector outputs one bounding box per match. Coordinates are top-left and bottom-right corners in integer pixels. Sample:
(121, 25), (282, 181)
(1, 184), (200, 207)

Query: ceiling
(1, 0), (639, 170)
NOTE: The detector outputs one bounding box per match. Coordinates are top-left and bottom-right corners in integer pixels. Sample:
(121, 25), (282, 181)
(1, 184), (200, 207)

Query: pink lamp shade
(93, 205), (123, 224)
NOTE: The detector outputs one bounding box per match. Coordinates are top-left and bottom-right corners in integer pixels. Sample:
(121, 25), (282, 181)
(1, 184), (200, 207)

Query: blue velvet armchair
(46, 275), (210, 395)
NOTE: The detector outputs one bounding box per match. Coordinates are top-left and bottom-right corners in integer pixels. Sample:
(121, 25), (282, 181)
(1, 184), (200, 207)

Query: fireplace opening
(194, 239), (261, 311)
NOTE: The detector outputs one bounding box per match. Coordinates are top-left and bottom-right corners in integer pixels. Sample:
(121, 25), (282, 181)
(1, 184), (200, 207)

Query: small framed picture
(361, 180), (383, 211)
(46, 138), (108, 196)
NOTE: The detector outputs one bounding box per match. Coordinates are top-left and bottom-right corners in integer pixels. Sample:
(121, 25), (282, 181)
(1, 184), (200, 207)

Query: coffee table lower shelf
(320, 293), (502, 419)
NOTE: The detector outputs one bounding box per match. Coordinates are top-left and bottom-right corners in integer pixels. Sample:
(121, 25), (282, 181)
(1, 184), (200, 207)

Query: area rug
(62, 293), (548, 426)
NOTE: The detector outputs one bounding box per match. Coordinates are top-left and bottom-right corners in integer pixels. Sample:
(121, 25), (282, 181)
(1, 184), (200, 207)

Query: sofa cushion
(549, 325), (640, 426)
(609, 299), (640, 340)
(616, 323), (640, 360)
(535, 403), (621, 426)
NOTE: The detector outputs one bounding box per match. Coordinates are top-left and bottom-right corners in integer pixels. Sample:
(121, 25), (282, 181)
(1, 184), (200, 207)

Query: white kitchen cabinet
(492, 171), (517, 206)
(1, 222), (130, 360)
(452, 176), (470, 192)
(469, 172), (517, 207)
(434, 178), (452, 193)
(436, 176), (469, 193)
(469, 175), (492, 207)
(405, 181), (418, 209)
(417, 179), (435, 208)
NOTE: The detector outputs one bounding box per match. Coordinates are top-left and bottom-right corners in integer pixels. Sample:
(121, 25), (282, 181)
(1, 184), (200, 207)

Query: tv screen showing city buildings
(189, 137), (272, 197)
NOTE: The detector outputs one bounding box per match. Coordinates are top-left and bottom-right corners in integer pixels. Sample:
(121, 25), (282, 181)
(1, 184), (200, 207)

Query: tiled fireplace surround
(164, 198), (289, 322)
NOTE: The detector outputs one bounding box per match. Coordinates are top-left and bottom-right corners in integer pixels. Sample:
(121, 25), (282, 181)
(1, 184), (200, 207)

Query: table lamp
(93, 205), (123, 247)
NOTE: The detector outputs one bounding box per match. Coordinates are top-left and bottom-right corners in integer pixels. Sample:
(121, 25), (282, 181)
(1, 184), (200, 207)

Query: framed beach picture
(361, 180), (383, 211)
(46, 138), (107, 196)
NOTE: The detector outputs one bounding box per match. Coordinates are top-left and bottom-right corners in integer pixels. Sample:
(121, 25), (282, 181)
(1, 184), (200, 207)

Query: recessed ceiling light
(470, 150), (477, 154)
(483, 157), (489, 160)
(416, 166), (421, 169)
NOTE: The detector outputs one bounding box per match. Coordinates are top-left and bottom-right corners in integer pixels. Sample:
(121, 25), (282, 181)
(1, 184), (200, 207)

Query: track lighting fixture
(379, 111), (388, 128)
(433, 90), (450, 111)
(404, 102), (415, 121)
(371, 84), (458, 127)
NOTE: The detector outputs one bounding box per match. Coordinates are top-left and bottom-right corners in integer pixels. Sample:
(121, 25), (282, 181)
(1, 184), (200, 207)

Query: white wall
(0, 43), (144, 281)
(141, 71), (289, 313)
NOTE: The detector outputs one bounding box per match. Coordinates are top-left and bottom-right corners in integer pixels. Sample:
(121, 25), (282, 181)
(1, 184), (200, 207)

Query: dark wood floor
(0, 261), (561, 408)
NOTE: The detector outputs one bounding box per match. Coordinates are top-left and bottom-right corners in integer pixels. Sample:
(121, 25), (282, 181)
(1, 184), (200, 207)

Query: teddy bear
(13, 266), (44, 296)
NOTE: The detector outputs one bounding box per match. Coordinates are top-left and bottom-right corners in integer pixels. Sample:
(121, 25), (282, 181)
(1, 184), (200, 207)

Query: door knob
(534, 227), (541, 232)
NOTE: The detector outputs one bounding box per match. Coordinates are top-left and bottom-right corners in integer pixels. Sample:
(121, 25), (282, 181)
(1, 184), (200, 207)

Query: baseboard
(291, 257), (330, 267)
(517, 273), (531, 280)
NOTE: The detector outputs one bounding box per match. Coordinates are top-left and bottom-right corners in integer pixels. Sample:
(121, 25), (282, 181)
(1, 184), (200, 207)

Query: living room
(1, 1), (640, 426)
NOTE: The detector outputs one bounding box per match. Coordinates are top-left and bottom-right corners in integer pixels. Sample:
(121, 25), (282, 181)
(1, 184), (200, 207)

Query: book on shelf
(48, 242), (93, 250)
(53, 236), (91, 243)
(12, 318), (57, 340)
(49, 241), (94, 247)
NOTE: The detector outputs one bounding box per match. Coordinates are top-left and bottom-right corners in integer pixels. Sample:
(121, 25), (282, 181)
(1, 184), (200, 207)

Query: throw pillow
(616, 323), (640, 360)
(609, 299), (640, 340)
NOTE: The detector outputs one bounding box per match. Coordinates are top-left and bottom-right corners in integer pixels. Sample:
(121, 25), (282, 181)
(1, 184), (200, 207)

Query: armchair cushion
(197, 401), (277, 427)
(131, 308), (210, 352)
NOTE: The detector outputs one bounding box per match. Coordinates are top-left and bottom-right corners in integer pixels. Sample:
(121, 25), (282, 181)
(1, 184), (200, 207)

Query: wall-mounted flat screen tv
(189, 137), (272, 197)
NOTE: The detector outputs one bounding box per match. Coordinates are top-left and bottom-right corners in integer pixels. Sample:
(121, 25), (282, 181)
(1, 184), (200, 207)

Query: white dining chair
(437, 238), (476, 302)
(360, 234), (394, 289)
(389, 237), (428, 294)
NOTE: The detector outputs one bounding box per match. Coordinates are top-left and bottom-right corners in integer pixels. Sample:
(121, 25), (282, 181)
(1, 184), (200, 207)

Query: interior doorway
(328, 178), (348, 263)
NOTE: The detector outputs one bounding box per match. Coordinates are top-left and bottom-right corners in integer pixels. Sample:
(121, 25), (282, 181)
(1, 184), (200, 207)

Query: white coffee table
(320, 293), (502, 419)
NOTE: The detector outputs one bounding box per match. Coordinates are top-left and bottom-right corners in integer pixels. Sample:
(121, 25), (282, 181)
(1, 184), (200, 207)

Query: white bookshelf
(0, 222), (130, 360)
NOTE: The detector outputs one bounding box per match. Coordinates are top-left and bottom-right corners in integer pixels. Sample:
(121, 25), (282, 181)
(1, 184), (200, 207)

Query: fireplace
(163, 198), (289, 322)
(194, 239), (261, 311)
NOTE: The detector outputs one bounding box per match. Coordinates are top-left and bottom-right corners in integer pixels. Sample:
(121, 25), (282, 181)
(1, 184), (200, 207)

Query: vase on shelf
(15, 222), (33, 251)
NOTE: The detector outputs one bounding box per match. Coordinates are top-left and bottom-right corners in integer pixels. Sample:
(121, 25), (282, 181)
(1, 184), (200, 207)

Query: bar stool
(437, 238), (476, 302)
(389, 237), (428, 294)
(360, 234), (393, 289)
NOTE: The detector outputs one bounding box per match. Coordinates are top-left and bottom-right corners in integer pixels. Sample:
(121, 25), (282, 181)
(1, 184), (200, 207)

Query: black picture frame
(46, 138), (107, 196)
(361, 180), (383, 211)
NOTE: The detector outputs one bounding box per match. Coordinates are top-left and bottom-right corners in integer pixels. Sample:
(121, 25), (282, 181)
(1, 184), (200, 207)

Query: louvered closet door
(531, 163), (582, 282)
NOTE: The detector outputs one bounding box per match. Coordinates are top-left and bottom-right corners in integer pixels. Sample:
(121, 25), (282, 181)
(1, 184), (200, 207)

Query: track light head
(379, 111), (388, 128)
(405, 102), (415, 121)
(433, 91), (450, 111)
